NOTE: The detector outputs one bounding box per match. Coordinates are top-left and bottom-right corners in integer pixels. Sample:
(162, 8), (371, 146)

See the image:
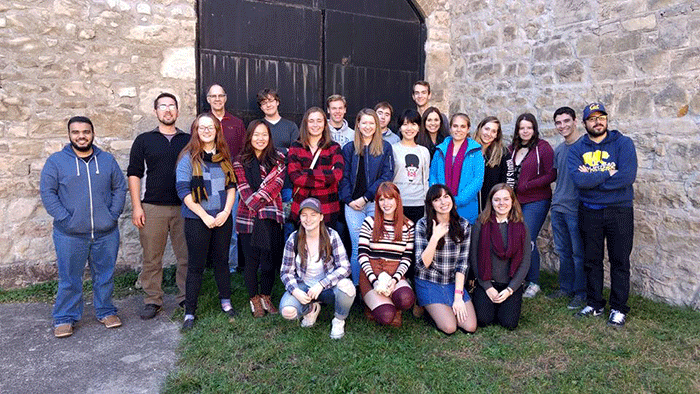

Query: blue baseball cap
(583, 103), (608, 120)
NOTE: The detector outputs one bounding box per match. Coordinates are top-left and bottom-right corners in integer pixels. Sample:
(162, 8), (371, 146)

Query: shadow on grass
(161, 271), (700, 394)
(3, 269), (698, 393)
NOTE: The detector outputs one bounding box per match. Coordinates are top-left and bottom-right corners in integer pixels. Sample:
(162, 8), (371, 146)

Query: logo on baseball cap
(583, 103), (608, 120)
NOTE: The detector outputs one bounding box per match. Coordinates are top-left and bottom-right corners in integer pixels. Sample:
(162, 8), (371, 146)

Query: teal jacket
(429, 137), (484, 223)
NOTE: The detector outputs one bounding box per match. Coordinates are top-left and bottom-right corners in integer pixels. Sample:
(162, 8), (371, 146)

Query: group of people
(40, 80), (637, 340)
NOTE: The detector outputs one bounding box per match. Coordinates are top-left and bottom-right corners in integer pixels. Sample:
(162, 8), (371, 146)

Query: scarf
(477, 217), (526, 281)
(190, 151), (235, 204)
(244, 155), (277, 251)
(445, 139), (468, 196)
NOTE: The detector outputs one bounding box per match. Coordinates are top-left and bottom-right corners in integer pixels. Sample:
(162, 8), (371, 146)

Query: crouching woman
(358, 182), (416, 327)
(279, 198), (356, 339)
(470, 183), (530, 329)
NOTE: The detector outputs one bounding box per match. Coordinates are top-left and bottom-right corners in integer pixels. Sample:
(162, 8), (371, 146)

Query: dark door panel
(198, 0), (424, 130)
(199, 51), (320, 125)
(325, 0), (421, 21)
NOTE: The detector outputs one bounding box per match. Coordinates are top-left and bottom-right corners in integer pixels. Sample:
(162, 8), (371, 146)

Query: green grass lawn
(162, 271), (700, 394)
(2, 269), (698, 393)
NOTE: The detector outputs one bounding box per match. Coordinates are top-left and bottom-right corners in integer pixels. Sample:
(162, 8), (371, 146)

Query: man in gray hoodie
(40, 116), (127, 338)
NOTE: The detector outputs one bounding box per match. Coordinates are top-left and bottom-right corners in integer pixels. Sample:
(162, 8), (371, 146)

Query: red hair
(372, 182), (407, 242)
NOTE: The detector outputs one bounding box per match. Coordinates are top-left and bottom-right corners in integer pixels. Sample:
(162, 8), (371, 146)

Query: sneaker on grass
(301, 302), (320, 328)
(330, 317), (345, 339)
(607, 309), (626, 328)
(575, 305), (604, 318)
(523, 283), (540, 298)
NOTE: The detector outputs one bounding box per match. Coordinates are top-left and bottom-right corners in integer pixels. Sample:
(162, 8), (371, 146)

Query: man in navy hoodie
(568, 103), (637, 328)
(40, 116), (127, 338)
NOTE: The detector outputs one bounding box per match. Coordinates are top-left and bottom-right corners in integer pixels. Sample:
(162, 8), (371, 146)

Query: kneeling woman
(279, 198), (355, 339)
(470, 183), (530, 329)
(358, 182), (415, 327)
(176, 114), (237, 331)
(414, 184), (476, 334)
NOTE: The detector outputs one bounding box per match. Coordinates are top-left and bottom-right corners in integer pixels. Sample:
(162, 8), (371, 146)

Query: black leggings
(239, 224), (283, 298)
(473, 282), (523, 330)
(184, 217), (233, 315)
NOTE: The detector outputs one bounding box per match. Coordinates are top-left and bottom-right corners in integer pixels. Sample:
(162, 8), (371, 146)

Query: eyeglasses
(261, 99), (277, 106)
(157, 104), (177, 111)
(207, 94), (226, 99)
(586, 115), (607, 123)
(198, 126), (215, 132)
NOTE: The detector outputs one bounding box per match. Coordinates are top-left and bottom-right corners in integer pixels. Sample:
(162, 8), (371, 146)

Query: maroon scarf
(445, 139), (468, 196)
(477, 217), (527, 281)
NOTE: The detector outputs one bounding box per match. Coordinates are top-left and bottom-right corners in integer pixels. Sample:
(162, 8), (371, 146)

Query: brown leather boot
(364, 305), (375, 321)
(260, 294), (279, 314)
(389, 309), (403, 327)
(249, 295), (265, 318)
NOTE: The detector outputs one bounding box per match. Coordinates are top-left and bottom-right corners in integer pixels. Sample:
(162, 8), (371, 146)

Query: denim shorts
(415, 277), (470, 307)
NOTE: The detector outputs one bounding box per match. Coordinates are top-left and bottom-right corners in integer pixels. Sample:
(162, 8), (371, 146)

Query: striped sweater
(357, 216), (414, 284)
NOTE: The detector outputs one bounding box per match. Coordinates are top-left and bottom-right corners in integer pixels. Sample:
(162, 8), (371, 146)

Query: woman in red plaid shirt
(233, 120), (286, 318)
(287, 107), (345, 230)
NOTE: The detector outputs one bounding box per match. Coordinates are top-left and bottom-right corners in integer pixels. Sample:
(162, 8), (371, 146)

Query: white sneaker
(301, 303), (320, 327)
(523, 283), (541, 298)
(330, 317), (345, 339)
(607, 309), (626, 328)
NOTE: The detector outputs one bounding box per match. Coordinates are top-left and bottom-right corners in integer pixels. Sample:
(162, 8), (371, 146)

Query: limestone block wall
(444, 0), (700, 308)
(0, 0), (197, 287)
(1, 0), (698, 309)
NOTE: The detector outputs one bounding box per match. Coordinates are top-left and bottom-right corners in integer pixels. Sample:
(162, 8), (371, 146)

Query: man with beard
(127, 92), (190, 319)
(40, 116), (127, 337)
(568, 103), (637, 328)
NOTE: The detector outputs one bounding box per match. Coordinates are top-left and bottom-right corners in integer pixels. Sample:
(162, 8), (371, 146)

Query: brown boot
(389, 309), (403, 327)
(249, 295), (265, 318)
(364, 305), (375, 321)
(260, 294), (279, 314)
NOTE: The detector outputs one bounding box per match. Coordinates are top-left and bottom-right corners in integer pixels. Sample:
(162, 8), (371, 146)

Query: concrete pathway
(0, 295), (181, 394)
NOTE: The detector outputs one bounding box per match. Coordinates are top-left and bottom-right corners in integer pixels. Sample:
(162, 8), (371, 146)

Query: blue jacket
(430, 137), (484, 223)
(340, 140), (394, 203)
(40, 144), (127, 237)
(567, 129), (637, 207)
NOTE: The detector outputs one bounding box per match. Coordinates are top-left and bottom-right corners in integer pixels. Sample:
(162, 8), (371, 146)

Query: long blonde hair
(353, 108), (384, 157)
(475, 116), (505, 168)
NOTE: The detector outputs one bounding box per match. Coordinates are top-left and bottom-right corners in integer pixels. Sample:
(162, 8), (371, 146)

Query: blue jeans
(344, 202), (375, 285)
(551, 210), (585, 298)
(279, 279), (355, 319)
(228, 195), (239, 273)
(52, 227), (119, 326)
(521, 199), (551, 285)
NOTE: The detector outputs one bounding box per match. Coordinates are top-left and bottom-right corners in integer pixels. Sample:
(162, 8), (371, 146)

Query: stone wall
(1, 0), (698, 309)
(0, 0), (197, 287)
(444, 0), (700, 308)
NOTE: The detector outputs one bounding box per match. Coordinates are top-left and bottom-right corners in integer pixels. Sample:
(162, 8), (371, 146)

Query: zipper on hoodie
(81, 156), (96, 240)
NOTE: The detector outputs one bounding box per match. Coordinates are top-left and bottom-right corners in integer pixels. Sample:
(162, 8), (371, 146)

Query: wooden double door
(198, 0), (426, 127)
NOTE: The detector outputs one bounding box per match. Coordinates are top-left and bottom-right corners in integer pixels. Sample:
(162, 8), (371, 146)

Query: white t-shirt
(392, 142), (431, 207)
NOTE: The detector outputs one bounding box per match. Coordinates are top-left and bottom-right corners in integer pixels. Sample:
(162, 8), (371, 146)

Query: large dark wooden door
(198, 0), (425, 128)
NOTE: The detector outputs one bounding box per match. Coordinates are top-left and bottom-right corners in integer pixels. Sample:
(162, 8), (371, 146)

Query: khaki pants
(139, 203), (188, 305)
